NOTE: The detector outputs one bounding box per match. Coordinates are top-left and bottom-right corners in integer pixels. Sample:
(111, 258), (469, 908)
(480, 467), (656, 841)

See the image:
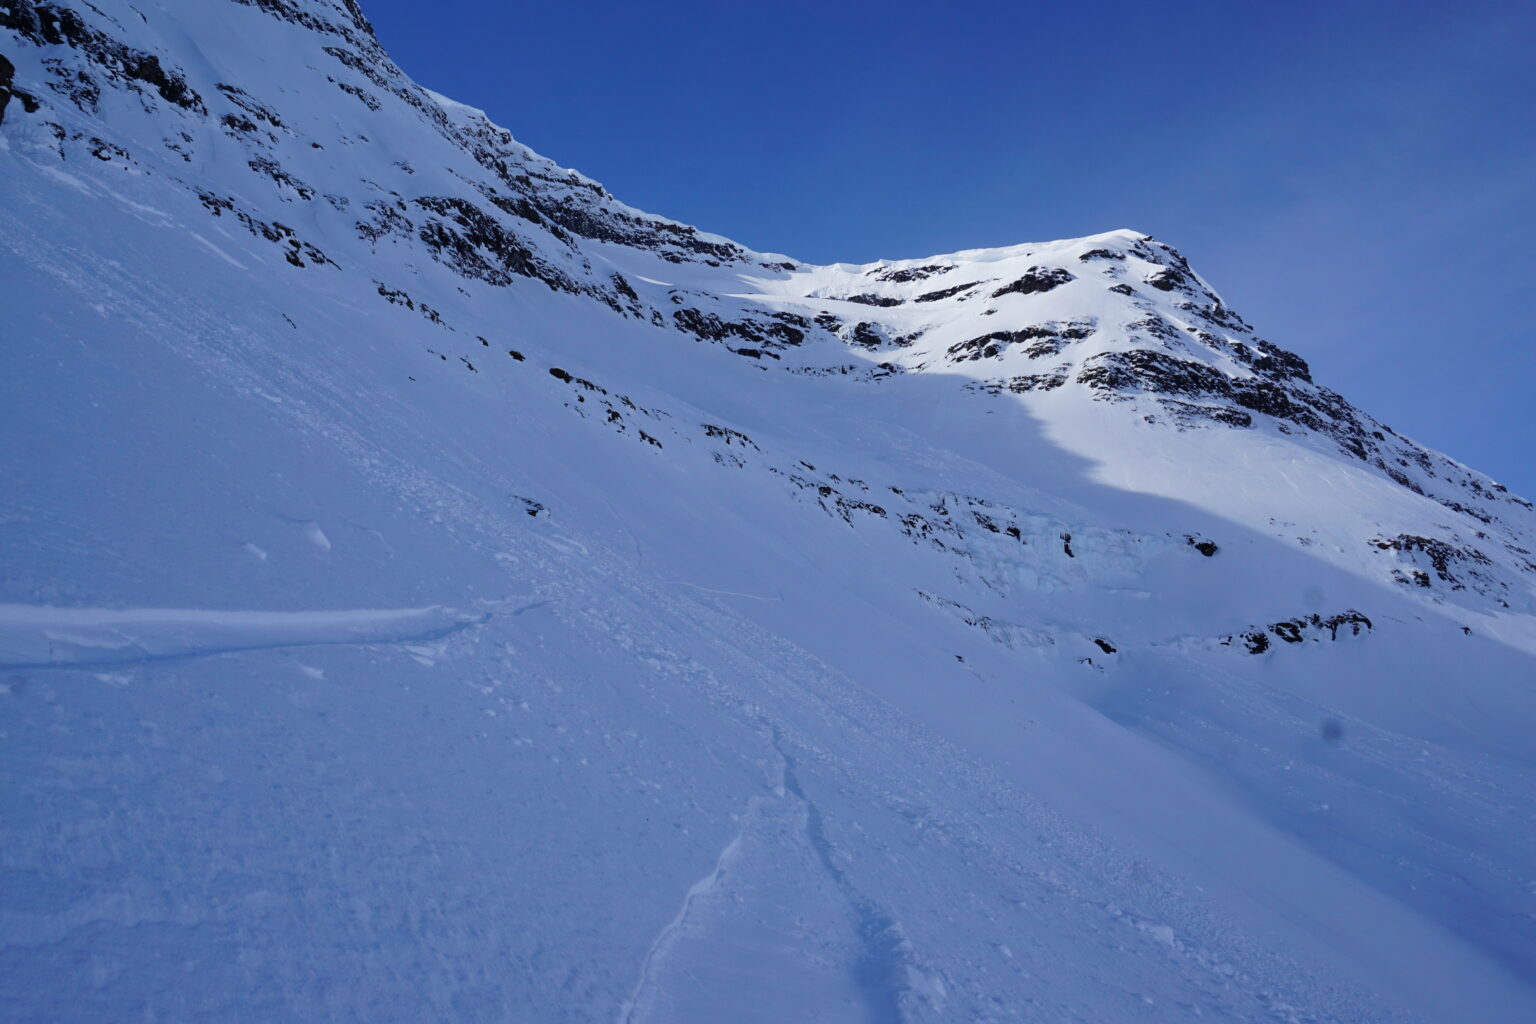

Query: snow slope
(2, 2), (1534, 1021)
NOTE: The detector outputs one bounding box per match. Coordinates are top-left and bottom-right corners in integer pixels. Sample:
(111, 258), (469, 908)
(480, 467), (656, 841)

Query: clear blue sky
(360, 0), (1535, 497)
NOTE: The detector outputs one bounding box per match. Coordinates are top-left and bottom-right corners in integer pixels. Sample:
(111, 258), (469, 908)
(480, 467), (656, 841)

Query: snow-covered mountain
(3, 2), (1535, 1021)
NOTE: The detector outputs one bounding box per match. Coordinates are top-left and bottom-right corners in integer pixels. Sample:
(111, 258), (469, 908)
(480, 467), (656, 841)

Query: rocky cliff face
(4, 3), (1535, 1022)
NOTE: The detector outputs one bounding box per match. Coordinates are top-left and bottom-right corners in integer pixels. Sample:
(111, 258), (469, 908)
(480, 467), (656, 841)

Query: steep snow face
(3, 2), (1536, 1022)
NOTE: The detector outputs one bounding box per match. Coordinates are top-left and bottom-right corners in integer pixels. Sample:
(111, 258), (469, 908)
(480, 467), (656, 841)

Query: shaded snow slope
(2, 2), (1535, 1021)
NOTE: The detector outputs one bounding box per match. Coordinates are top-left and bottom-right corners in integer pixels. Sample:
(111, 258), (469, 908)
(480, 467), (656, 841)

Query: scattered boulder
(1185, 534), (1219, 557)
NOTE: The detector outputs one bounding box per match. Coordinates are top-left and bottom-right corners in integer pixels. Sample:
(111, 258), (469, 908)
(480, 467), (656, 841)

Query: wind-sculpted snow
(0, 603), (489, 668)
(3, 2), (1536, 1021)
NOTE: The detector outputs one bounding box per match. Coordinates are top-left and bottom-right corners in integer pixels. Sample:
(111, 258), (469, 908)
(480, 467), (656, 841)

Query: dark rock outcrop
(991, 266), (1074, 298)
(2, 1), (204, 114)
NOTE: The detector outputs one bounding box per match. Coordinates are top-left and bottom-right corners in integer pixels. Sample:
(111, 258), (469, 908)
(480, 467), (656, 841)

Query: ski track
(772, 732), (924, 1024)
(614, 808), (754, 1024)
(618, 728), (927, 1024)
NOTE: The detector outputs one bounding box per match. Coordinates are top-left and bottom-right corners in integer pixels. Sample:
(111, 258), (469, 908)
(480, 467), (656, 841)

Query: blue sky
(361, 0), (1535, 496)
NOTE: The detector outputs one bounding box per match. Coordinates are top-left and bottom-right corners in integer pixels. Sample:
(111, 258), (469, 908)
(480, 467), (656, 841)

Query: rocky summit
(2, 2), (1535, 1021)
